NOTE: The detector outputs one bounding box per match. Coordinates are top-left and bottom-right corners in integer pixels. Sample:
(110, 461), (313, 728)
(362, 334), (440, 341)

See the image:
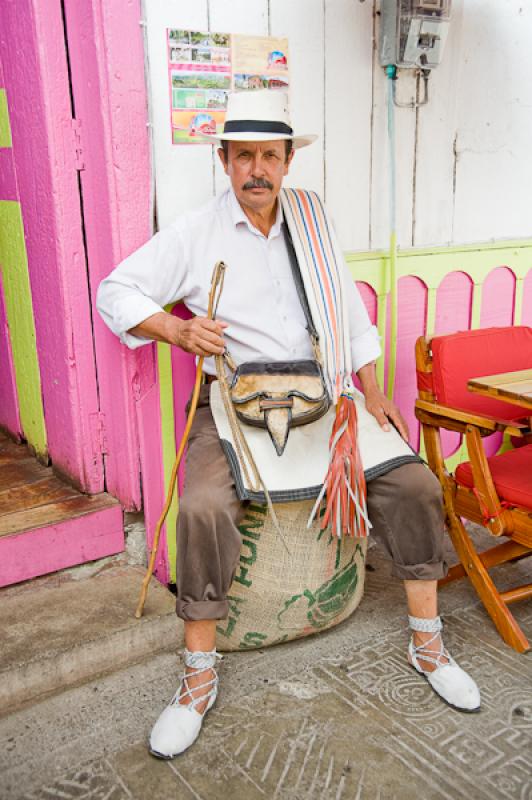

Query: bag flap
(231, 373), (328, 404)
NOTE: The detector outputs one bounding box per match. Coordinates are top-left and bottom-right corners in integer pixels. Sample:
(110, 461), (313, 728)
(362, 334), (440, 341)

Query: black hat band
(223, 119), (293, 135)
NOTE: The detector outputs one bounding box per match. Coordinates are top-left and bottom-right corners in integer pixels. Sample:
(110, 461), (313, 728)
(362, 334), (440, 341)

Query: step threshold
(0, 565), (177, 715)
(0, 431), (124, 587)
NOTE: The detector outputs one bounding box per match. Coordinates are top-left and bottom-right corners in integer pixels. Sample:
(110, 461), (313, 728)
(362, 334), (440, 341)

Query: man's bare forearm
(128, 311), (227, 357)
(357, 361), (380, 395)
(128, 311), (182, 345)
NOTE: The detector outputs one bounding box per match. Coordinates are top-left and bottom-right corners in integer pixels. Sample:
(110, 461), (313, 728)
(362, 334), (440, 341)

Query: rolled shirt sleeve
(343, 269), (382, 374)
(96, 223), (188, 349)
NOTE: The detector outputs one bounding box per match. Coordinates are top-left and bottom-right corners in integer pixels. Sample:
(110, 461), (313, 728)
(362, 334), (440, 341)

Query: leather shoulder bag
(225, 223), (331, 456)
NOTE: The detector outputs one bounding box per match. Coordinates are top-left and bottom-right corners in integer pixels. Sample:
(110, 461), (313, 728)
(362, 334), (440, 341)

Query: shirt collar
(228, 187), (283, 240)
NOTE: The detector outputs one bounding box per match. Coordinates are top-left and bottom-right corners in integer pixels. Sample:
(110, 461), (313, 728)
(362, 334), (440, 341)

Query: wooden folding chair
(415, 326), (532, 653)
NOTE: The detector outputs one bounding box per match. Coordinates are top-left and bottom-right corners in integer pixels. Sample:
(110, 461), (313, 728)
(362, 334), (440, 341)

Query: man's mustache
(242, 178), (274, 190)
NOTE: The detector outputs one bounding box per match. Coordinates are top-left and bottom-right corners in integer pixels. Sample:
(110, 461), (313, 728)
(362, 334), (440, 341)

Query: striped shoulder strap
(281, 189), (369, 538)
(280, 188), (352, 402)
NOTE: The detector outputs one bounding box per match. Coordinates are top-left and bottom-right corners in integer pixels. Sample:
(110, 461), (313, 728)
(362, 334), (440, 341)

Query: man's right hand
(127, 311), (227, 357)
(173, 315), (228, 357)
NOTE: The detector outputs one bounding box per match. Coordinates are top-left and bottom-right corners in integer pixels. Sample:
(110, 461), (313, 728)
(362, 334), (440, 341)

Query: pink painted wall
(0, 0), (103, 490)
(357, 281), (378, 324)
(137, 380), (169, 584)
(354, 280), (379, 396)
(62, 0), (153, 510)
(481, 266), (516, 328)
(0, 98), (17, 201)
(0, 148), (16, 199)
(435, 271), (473, 336)
(394, 277), (428, 451)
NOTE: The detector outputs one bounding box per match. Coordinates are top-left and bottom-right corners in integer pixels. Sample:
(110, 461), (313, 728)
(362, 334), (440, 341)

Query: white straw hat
(200, 90), (317, 149)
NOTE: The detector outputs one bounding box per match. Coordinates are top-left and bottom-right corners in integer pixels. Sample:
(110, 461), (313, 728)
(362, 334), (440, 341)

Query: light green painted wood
(376, 293), (387, 388)
(0, 201), (47, 455)
(346, 238), (532, 347)
(387, 231), (398, 400)
(470, 283), (482, 330)
(514, 278), (524, 325)
(426, 287), (437, 338)
(0, 90), (12, 148)
(346, 240), (532, 288)
(157, 340), (179, 584)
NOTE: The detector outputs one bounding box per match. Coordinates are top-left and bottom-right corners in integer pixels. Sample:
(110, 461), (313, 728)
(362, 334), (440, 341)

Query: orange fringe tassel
(309, 394), (370, 538)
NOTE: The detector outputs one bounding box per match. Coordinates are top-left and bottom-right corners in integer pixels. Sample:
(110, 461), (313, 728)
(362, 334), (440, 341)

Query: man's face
(218, 139), (294, 214)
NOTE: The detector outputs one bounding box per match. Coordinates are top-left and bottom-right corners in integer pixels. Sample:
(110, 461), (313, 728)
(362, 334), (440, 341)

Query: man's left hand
(363, 386), (410, 441)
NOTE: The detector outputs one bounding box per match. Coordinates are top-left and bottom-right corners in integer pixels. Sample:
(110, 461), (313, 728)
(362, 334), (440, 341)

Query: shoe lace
(408, 616), (452, 673)
(171, 649), (221, 712)
(411, 630), (451, 672)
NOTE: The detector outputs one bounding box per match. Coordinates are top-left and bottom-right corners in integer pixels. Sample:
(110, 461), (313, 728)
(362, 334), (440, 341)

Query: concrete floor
(1, 528), (531, 800)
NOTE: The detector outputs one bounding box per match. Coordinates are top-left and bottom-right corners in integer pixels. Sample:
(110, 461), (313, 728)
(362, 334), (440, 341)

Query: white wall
(144, 0), (532, 250)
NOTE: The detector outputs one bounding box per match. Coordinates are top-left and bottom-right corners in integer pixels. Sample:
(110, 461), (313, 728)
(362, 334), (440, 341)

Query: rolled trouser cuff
(390, 558), (448, 581)
(176, 598), (230, 621)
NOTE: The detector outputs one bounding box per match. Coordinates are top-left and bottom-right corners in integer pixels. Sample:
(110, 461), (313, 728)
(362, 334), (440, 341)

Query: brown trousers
(175, 385), (447, 621)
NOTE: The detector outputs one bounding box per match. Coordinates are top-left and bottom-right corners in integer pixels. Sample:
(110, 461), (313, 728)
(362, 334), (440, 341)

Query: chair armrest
(415, 399), (529, 438)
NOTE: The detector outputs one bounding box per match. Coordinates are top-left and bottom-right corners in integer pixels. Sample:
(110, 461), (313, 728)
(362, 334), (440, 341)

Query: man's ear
(284, 148), (295, 175)
(218, 147), (229, 175)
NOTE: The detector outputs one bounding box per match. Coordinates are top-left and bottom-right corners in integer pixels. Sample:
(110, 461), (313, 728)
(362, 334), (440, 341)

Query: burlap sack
(215, 499), (367, 652)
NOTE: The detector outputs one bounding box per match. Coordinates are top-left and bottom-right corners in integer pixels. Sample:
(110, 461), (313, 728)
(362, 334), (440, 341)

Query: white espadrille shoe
(149, 649), (221, 759)
(408, 615), (480, 713)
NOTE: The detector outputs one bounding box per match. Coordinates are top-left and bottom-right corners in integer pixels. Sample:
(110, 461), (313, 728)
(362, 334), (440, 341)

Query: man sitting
(97, 90), (480, 759)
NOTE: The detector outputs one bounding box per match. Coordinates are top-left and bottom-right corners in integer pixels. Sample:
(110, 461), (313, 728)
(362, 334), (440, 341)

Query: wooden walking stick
(135, 261), (227, 619)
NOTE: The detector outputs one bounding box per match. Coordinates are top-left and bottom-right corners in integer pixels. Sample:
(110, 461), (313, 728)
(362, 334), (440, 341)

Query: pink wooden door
(59, 0), (156, 512)
(0, 0), (155, 513)
(0, 0), (106, 492)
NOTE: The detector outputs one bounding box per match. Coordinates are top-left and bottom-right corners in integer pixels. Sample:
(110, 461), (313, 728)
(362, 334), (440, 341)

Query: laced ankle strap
(183, 649), (221, 670)
(408, 615), (442, 633)
(171, 649), (221, 712)
(408, 615), (451, 673)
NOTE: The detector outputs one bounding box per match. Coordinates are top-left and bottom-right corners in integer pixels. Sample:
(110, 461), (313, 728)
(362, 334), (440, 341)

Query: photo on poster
(234, 74), (289, 91)
(167, 28), (231, 144)
(166, 29), (289, 145)
(231, 34), (289, 80)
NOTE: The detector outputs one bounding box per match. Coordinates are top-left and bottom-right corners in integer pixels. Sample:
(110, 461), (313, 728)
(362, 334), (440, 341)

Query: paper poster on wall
(231, 34), (289, 93)
(167, 30), (289, 145)
(168, 29), (231, 145)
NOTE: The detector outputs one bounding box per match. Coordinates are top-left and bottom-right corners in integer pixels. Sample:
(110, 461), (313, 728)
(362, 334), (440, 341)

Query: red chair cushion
(431, 326), (532, 421)
(455, 444), (532, 509)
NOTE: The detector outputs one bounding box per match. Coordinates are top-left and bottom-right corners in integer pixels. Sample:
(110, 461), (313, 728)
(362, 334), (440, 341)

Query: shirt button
(283, 315), (288, 322)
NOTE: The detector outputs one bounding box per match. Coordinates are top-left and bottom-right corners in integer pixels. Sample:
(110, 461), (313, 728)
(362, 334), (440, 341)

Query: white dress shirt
(96, 188), (381, 376)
